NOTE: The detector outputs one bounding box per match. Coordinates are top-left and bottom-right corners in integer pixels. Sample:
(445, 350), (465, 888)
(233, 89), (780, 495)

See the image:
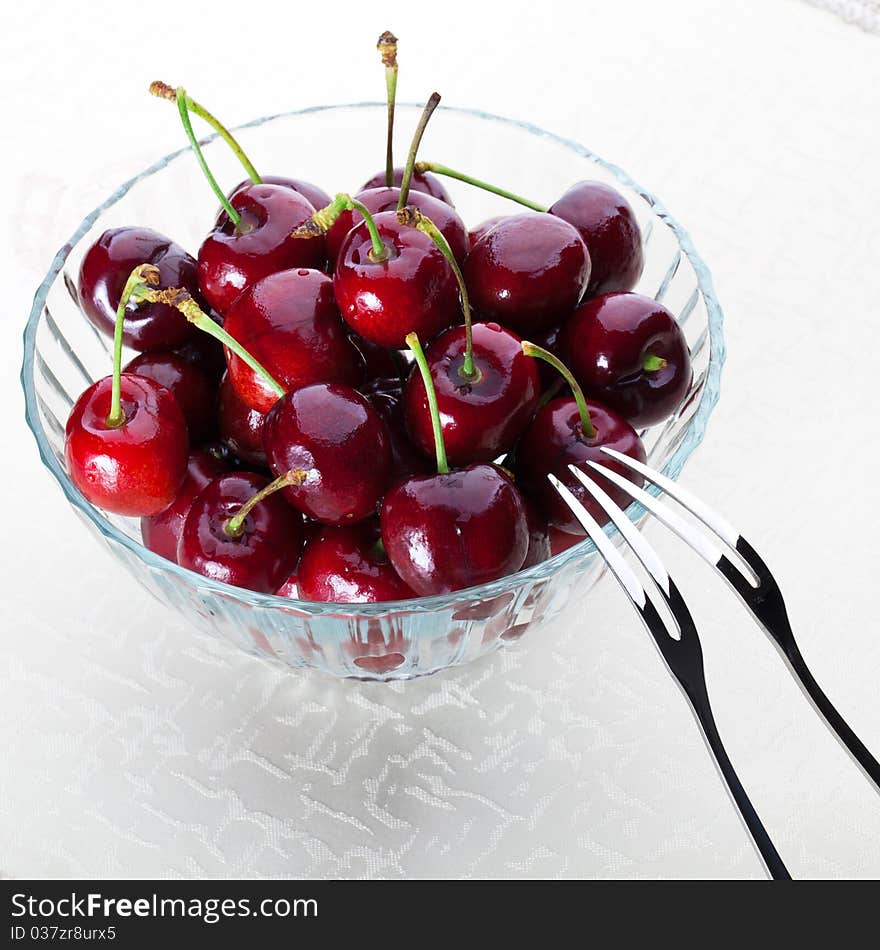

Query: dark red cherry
(360, 167), (453, 204)
(217, 372), (268, 467)
(297, 522), (414, 603)
(381, 463), (529, 596)
(333, 211), (459, 348)
(65, 374), (188, 517)
(197, 183), (324, 314)
(326, 187), (468, 266)
(179, 472), (304, 593)
(262, 383), (392, 524)
(403, 322), (541, 466)
(516, 397), (646, 535)
(141, 449), (229, 562)
(468, 215), (507, 250)
(172, 320), (227, 382)
(532, 324), (564, 391)
(559, 292), (692, 428)
(549, 527), (582, 556)
(227, 176), (332, 218)
(223, 268), (364, 413)
(350, 333), (407, 383)
(463, 213), (590, 335)
(549, 181), (644, 297)
(78, 227), (201, 351)
(124, 351), (216, 443)
(366, 386), (432, 481)
(522, 500), (551, 568)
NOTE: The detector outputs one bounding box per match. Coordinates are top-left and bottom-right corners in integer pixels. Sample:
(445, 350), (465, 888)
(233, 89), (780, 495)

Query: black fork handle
(684, 676), (792, 880)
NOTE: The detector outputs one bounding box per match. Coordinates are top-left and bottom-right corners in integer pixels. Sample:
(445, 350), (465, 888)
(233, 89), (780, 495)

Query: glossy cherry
(333, 210), (459, 348)
(366, 385), (432, 481)
(262, 383), (392, 524)
(197, 183), (325, 314)
(65, 374), (188, 516)
(517, 396), (646, 535)
(78, 227), (201, 350)
(468, 215), (507, 250)
(549, 181), (644, 297)
(403, 322), (540, 465)
(124, 351), (216, 443)
(297, 522), (415, 603)
(223, 268), (363, 413)
(360, 167), (453, 204)
(325, 186), (468, 266)
(217, 373), (269, 467)
(463, 213), (590, 334)
(228, 175), (332, 219)
(178, 471), (304, 593)
(172, 322), (227, 382)
(141, 449), (229, 561)
(559, 292), (692, 428)
(381, 463), (528, 596)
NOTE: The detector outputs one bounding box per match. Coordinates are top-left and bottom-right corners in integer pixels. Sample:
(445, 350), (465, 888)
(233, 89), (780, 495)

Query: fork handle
(782, 641), (880, 791)
(684, 679), (792, 880)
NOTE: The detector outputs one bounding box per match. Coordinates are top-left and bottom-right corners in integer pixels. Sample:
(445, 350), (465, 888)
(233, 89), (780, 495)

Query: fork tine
(599, 446), (740, 548)
(546, 474), (652, 615)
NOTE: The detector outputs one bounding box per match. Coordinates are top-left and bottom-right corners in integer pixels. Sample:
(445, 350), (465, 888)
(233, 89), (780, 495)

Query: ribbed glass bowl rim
(21, 101), (725, 616)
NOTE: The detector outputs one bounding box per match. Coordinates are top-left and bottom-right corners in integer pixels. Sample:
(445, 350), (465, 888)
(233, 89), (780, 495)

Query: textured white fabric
(805, 0), (880, 32)
(2, 0), (880, 879)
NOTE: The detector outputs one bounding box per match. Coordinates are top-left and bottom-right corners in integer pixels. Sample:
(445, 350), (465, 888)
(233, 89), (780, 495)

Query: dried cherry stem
(397, 93), (441, 211)
(292, 193), (389, 262)
(397, 206), (478, 381)
(150, 81), (262, 185)
(377, 31), (399, 187)
(224, 469), (307, 538)
(106, 264), (162, 428)
(406, 332), (449, 475)
(414, 161), (547, 212)
(133, 281), (285, 400)
(521, 341), (596, 439)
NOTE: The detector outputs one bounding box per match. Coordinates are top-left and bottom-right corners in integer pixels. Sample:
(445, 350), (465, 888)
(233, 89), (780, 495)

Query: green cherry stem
(414, 161), (547, 212)
(397, 92), (441, 211)
(174, 87), (242, 229)
(151, 81), (262, 185)
(138, 284), (285, 400)
(406, 332), (449, 475)
(642, 354), (668, 372)
(224, 468), (307, 538)
(521, 341), (596, 439)
(377, 31), (399, 187)
(106, 264), (162, 428)
(397, 206), (478, 381)
(292, 193), (389, 262)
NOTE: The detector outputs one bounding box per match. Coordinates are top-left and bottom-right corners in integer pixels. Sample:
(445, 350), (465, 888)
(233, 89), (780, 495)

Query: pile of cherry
(64, 34), (692, 604)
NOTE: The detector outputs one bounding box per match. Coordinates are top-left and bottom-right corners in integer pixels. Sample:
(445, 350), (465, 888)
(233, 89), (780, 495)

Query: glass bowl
(21, 103), (725, 680)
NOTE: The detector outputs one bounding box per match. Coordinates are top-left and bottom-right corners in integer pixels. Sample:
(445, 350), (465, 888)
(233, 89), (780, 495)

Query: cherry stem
(521, 342), (596, 438)
(397, 206), (478, 381)
(377, 32), (398, 187)
(642, 354), (667, 372)
(415, 161), (547, 213)
(175, 87), (242, 229)
(224, 469), (307, 539)
(406, 332), (449, 475)
(293, 193), (389, 262)
(106, 265), (162, 428)
(397, 93), (441, 211)
(136, 284), (285, 400)
(150, 81), (262, 185)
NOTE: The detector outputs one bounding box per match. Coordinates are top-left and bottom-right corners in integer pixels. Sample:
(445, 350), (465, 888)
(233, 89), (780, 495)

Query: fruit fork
(549, 466), (792, 878)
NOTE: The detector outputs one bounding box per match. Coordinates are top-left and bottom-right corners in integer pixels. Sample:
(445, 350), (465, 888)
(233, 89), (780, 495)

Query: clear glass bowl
(21, 103), (725, 680)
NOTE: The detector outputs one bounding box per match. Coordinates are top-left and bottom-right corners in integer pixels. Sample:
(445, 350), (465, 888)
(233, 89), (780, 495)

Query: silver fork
(548, 468), (792, 880)
(589, 448), (880, 793)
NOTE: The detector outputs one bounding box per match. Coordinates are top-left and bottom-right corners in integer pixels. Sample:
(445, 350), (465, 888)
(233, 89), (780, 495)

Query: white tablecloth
(2, 0), (879, 878)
